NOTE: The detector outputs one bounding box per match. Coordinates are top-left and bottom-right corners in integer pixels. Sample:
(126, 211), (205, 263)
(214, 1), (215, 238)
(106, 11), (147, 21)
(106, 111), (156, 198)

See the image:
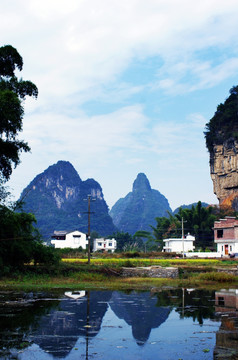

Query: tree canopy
(204, 85), (238, 153)
(152, 202), (217, 249)
(0, 45), (38, 183)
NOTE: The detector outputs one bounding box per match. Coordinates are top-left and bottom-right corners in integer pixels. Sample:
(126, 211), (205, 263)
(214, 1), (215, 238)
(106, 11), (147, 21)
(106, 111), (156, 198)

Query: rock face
(210, 139), (238, 209)
(20, 161), (116, 240)
(109, 173), (171, 234)
(205, 86), (238, 210)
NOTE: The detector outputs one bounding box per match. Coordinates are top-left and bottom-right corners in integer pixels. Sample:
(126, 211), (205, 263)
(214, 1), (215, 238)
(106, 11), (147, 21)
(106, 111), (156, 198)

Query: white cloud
(3, 0), (236, 209)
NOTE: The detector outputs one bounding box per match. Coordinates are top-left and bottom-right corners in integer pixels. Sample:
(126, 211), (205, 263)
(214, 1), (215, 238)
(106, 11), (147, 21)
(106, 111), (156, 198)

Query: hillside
(20, 161), (116, 240)
(109, 173), (171, 234)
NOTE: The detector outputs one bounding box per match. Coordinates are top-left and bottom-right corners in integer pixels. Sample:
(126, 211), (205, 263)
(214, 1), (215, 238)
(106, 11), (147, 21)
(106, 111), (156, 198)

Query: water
(0, 288), (237, 359)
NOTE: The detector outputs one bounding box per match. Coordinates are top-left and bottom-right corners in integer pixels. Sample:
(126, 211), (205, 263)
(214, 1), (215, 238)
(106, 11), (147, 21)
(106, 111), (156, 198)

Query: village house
(163, 234), (195, 253)
(93, 238), (117, 253)
(214, 216), (238, 256)
(51, 230), (88, 249)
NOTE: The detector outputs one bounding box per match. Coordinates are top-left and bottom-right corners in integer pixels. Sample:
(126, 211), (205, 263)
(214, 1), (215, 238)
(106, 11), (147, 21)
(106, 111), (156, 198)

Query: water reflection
(0, 288), (237, 359)
(214, 289), (238, 360)
(32, 291), (112, 358)
(109, 291), (171, 344)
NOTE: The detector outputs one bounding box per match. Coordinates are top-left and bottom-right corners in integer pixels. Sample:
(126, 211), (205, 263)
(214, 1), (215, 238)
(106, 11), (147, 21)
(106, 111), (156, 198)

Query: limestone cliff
(210, 140), (238, 208)
(205, 86), (238, 210)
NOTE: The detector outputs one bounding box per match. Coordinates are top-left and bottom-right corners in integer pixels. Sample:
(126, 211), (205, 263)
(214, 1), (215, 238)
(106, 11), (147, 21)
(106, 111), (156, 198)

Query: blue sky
(2, 0), (238, 210)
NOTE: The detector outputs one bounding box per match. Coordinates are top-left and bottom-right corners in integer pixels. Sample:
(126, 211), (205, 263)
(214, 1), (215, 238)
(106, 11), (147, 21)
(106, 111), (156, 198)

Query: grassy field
(0, 257), (237, 291)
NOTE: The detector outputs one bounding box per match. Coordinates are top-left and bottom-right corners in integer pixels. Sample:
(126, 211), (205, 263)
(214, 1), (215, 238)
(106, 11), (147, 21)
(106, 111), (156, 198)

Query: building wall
(93, 238), (117, 252)
(51, 231), (87, 249)
(214, 217), (238, 255)
(216, 242), (238, 255)
(214, 217), (238, 240)
(163, 238), (195, 253)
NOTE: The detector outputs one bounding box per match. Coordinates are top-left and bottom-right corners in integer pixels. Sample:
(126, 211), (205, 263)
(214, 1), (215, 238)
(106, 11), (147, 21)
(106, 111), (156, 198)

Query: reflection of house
(65, 291), (86, 299)
(214, 289), (238, 360)
(215, 289), (238, 312)
(214, 217), (238, 256)
(163, 234), (195, 253)
(93, 238), (117, 252)
(51, 230), (87, 249)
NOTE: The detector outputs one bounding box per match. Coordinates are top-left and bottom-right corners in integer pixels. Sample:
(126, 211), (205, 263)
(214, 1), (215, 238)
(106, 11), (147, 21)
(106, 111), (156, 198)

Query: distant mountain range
(173, 202), (209, 214)
(109, 173), (172, 234)
(19, 161), (210, 240)
(20, 161), (116, 240)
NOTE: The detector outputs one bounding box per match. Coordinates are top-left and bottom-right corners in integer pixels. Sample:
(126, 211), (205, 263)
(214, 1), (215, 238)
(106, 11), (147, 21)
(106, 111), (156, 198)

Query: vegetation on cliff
(205, 85), (238, 153)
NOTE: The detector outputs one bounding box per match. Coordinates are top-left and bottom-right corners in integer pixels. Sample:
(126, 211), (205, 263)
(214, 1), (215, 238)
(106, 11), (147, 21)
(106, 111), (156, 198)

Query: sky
(2, 0), (238, 211)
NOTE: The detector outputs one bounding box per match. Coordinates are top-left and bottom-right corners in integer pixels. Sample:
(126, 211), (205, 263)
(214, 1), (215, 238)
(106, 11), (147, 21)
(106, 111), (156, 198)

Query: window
(218, 297), (225, 306)
(109, 242), (112, 247)
(230, 245), (232, 251)
(221, 245), (223, 251)
(73, 235), (81, 238)
(217, 229), (223, 238)
(98, 242), (102, 246)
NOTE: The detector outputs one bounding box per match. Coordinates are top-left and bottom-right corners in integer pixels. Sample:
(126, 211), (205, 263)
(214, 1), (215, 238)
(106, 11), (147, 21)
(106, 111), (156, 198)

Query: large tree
(0, 45), (38, 183)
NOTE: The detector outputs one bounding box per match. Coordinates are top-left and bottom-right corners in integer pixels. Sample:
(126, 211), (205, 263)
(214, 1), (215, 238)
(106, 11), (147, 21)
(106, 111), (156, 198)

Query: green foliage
(0, 45), (38, 183)
(205, 85), (238, 152)
(109, 231), (133, 251)
(152, 201), (217, 249)
(0, 205), (59, 271)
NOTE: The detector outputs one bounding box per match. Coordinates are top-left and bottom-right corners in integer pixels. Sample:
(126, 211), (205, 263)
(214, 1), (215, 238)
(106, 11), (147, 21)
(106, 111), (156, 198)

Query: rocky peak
(132, 173), (151, 193)
(110, 173), (171, 234)
(20, 161), (116, 239)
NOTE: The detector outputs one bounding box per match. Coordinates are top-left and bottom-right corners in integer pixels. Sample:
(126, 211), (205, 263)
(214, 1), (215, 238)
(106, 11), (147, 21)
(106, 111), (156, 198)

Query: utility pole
(84, 195), (95, 264)
(182, 217), (184, 258)
(181, 217), (187, 259)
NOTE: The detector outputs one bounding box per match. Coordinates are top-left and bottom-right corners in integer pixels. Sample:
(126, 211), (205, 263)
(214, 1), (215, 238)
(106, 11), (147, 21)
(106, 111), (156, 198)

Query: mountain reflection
(0, 289), (223, 359)
(31, 291), (112, 358)
(109, 291), (171, 345)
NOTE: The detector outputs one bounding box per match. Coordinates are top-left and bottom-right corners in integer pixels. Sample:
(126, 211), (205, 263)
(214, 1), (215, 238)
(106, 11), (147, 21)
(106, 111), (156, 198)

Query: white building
(163, 234), (195, 253)
(51, 230), (88, 249)
(93, 238), (117, 253)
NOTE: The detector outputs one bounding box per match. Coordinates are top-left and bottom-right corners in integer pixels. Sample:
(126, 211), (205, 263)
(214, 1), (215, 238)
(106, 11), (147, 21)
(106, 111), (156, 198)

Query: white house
(51, 230), (88, 249)
(93, 238), (117, 253)
(163, 234), (195, 253)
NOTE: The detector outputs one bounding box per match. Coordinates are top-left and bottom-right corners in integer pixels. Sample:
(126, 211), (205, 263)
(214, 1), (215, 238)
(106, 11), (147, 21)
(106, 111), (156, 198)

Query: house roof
(53, 230), (84, 236)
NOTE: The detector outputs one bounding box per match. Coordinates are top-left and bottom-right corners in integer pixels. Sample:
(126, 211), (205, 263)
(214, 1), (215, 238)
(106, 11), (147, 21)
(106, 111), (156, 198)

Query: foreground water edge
(0, 287), (237, 360)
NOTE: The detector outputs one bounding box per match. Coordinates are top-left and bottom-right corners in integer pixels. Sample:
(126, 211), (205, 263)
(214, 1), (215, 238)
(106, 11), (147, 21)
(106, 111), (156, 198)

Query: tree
(0, 45), (38, 184)
(109, 231), (134, 252)
(152, 202), (217, 249)
(133, 230), (158, 252)
(0, 204), (59, 270)
(204, 85), (238, 153)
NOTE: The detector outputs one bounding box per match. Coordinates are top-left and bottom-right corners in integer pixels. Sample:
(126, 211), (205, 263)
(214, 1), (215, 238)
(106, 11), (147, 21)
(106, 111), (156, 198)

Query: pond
(0, 288), (237, 360)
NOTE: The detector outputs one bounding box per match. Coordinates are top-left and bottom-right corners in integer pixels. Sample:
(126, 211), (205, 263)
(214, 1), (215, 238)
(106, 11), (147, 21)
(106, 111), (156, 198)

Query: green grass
(62, 258), (232, 267)
(0, 257), (237, 291)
